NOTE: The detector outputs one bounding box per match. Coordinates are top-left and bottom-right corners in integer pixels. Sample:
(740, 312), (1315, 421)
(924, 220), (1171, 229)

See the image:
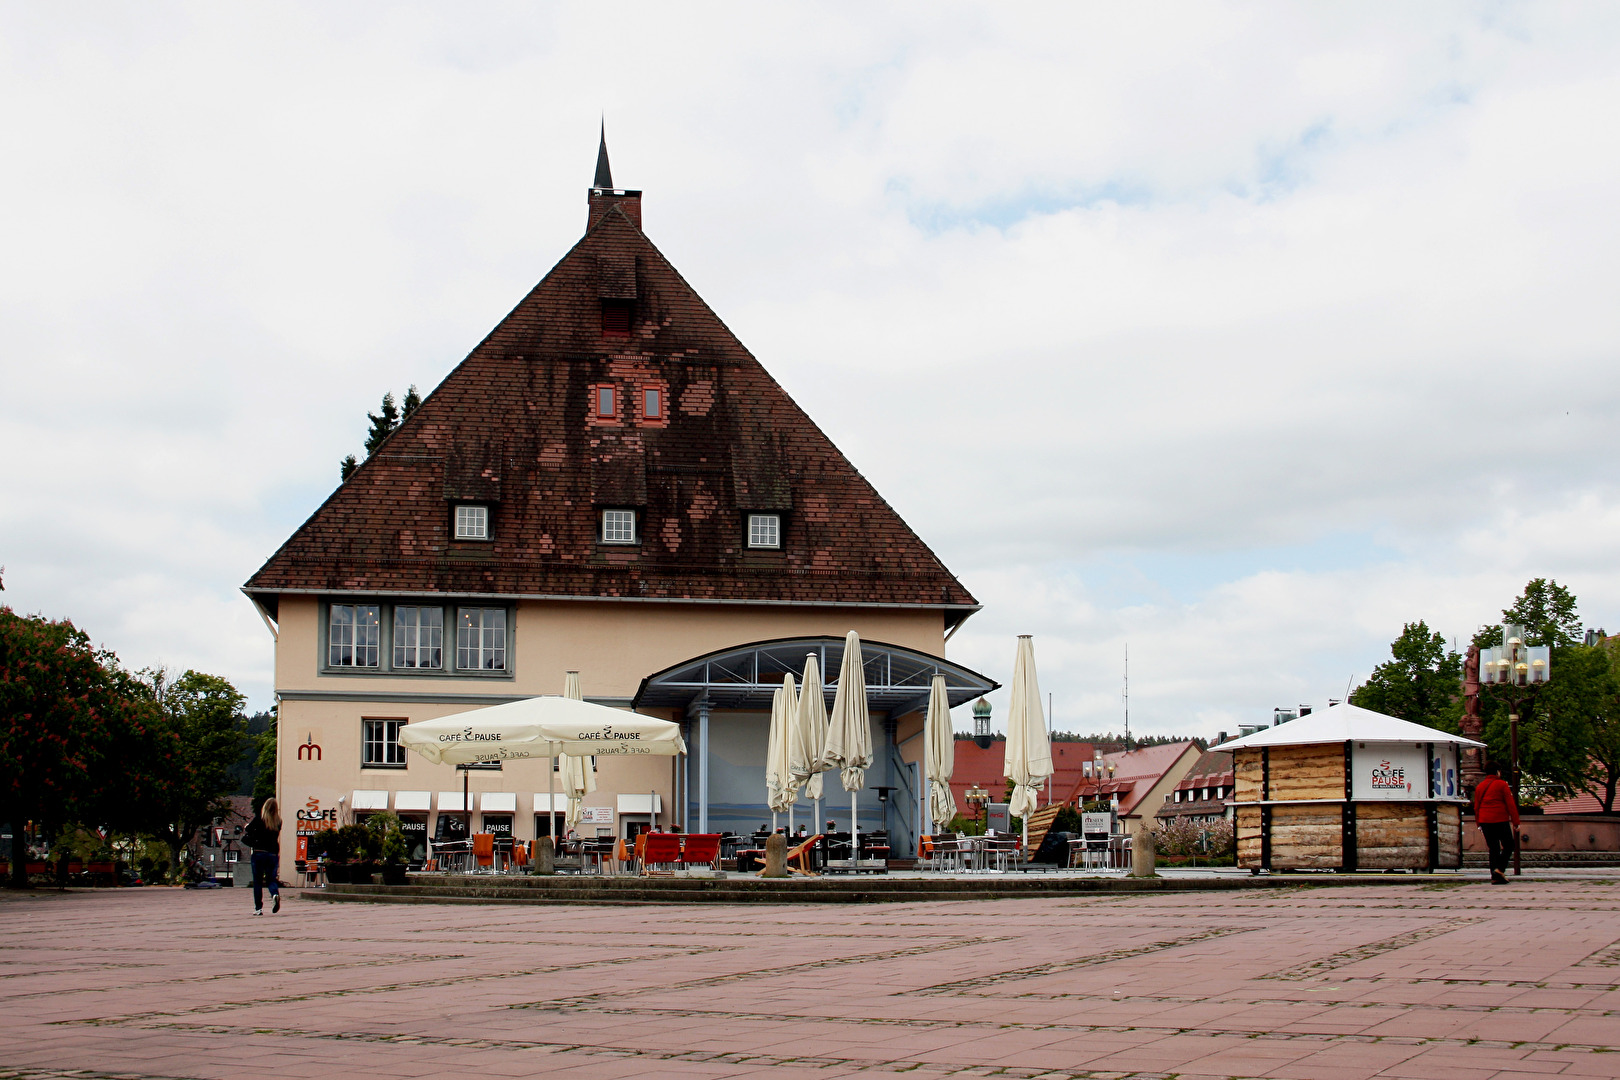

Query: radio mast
(1123, 643), (1131, 749)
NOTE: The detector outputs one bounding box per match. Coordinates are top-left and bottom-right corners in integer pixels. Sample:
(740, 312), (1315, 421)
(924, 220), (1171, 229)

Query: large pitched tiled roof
(245, 192), (977, 618)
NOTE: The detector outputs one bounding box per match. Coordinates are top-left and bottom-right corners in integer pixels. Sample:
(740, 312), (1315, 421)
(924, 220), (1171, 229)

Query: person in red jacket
(1473, 763), (1520, 884)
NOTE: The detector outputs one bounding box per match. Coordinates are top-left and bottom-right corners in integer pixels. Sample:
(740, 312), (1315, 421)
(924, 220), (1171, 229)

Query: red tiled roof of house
(1540, 791), (1608, 814)
(945, 739), (1097, 809)
(1063, 742), (1200, 817)
(244, 192), (977, 618)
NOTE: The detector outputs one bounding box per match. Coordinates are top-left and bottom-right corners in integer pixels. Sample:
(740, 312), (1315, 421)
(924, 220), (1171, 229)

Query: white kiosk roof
(1220, 702), (1484, 751)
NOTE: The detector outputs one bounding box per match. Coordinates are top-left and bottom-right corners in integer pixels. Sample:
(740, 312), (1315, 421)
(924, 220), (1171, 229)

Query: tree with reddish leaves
(0, 608), (188, 888)
(0, 608), (109, 888)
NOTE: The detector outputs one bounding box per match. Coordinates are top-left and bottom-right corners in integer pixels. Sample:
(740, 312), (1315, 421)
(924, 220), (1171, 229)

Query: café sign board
(1350, 743), (1455, 800)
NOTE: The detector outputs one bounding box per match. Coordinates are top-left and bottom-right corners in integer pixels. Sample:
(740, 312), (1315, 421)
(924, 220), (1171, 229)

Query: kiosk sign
(1351, 743), (1432, 801)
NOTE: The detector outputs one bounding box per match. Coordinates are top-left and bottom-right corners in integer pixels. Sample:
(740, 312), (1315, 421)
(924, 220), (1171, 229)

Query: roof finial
(593, 117), (613, 190)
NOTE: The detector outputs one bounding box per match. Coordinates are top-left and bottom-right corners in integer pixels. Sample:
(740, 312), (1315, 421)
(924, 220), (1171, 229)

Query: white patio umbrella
(1004, 635), (1053, 855)
(791, 653), (829, 835)
(764, 673), (799, 833)
(821, 630), (873, 846)
(924, 674), (957, 833)
(397, 692), (687, 836)
(559, 672), (594, 832)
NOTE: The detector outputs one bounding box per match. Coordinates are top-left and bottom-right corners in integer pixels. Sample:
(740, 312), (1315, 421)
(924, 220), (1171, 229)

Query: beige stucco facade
(269, 594), (951, 868)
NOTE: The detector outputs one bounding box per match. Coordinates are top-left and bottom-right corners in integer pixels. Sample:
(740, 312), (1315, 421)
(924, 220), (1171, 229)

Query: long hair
(260, 798), (282, 832)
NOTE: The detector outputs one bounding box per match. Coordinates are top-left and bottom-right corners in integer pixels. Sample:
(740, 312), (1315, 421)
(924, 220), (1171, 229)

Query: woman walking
(243, 798), (282, 915)
(1473, 763), (1520, 885)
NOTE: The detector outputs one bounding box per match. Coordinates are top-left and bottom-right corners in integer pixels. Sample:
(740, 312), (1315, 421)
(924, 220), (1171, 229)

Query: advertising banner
(1350, 743), (1430, 800)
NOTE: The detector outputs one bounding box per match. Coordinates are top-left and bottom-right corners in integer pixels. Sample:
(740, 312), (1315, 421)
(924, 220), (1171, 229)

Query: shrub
(1152, 817), (1235, 858)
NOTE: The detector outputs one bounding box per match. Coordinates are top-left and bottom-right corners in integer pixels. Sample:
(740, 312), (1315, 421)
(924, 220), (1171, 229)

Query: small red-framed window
(594, 385), (616, 419)
(643, 386), (663, 420)
(601, 299), (633, 337)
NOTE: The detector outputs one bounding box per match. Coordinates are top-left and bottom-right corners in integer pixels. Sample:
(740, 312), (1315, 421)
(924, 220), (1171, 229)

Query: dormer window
(454, 504), (489, 540)
(601, 299), (633, 337)
(746, 513), (781, 549)
(601, 509), (637, 544)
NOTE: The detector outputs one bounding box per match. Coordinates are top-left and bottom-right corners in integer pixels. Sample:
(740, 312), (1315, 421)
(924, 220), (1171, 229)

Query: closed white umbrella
(559, 673), (594, 832)
(791, 653), (829, 834)
(1004, 635), (1053, 856)
(821, 631), (873, 849)
(924, 674), (957, 833)
(764, 674), (799, 834)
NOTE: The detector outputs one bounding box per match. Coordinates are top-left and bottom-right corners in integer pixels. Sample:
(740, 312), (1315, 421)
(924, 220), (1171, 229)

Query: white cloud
(2, 4), (1618, 731)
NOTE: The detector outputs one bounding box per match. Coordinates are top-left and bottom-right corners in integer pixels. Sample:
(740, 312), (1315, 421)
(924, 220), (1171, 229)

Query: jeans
(251, 851), (280, 909)
(1481, 821), (1515, 874)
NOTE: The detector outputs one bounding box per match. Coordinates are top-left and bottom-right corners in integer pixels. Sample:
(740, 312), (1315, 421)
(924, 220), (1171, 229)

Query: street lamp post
(965, 785), (989, 835)
(1479, 623), (1550, 877)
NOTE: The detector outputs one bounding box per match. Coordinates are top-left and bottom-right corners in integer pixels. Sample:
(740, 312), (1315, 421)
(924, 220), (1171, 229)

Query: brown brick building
(245, 137), (995, 865)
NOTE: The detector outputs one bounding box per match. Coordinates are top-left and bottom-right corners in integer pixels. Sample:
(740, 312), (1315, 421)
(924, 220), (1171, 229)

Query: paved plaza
(5, 875), (1620, 1080)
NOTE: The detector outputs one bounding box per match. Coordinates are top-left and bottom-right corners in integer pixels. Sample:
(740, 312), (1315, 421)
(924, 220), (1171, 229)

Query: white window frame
(456, 607), (508, 671)
(601, 509), (637, 544)
(328, 604), (381, 668)
(746, 513), (781, 549)
(362, 718), (408, 768)
(393, 606), (443, 670)
(455, 504), (489, 540)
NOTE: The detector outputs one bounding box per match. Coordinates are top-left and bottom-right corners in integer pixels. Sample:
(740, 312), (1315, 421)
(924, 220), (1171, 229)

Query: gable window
(601, 298), (633, 336)
(454, 505), (489, 540)
(643, 387), (662, 419)
(329, 604), (380, 667)
(746, 513), (781, 549)
(362, 718), (407, 768)
(601, 509), (637, 544)
(456, 607), (507, 671)
(393, 606), (443, 669)
(595, 385), (616, 419)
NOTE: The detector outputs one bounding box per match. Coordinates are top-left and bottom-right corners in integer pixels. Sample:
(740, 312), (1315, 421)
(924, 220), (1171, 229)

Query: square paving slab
(3, 875), (1619, 1080)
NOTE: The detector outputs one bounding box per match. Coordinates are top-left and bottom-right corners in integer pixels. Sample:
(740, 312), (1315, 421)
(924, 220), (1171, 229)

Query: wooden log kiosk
(1226, 704), (1483, 872)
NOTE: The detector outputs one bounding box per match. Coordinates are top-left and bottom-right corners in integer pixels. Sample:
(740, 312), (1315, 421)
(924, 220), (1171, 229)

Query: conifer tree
(364, 392), (401, 456)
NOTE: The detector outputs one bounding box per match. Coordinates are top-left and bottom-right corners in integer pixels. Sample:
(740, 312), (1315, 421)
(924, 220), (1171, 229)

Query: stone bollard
(1130, 828), (1156, 878)
(534, 836), (556, 876)
(760, 833), (790, 878)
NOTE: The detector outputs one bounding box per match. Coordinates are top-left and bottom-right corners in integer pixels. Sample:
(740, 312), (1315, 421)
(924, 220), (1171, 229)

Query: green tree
(133, 670), (248, 878)
(1350, 621), (1463, 731)
(1576, 642), (1620, 811)
(252, 707), (277, 809)
(364, 392), (401, 455)
(340, 386), (421, 482)
(1466, 581), (1599, 799)
(1472, 578), (1583, 650)
(0, 610), (105, 887)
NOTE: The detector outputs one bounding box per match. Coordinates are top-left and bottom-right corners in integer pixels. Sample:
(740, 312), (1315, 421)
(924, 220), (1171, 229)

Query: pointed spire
(593, 118), (613, 190)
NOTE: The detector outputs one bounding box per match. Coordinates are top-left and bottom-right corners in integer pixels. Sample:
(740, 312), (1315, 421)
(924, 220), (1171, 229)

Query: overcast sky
(4, 4), (1618, 739)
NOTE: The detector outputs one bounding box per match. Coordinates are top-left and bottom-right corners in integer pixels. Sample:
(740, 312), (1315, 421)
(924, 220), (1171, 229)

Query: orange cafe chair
(472, 833), (495, 874)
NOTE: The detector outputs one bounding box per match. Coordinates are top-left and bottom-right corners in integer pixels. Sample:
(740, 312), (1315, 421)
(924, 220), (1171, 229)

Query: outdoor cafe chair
(681, 833), (722, 871)
(642, 832), (682, 875)
(471, 833), (497, 874)
(985, 834), (1020, 873)
(580, 838), (616, 875)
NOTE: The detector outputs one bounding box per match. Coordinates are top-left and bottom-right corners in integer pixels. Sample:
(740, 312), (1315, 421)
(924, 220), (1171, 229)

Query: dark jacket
(1473, 775), (1520, 827)
(242, 816), (280, 855)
